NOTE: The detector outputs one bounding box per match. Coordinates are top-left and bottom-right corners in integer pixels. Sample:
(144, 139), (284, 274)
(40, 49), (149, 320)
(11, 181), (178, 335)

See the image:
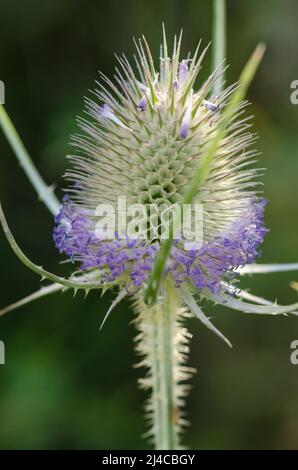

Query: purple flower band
(53, 197), (268, 292)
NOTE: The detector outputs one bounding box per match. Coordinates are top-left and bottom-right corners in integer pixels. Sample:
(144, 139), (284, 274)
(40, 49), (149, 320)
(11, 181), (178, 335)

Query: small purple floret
(203, 99), (219, 113)
(138, 95), (147, 111)
(179, 61), (188, 85)
(180, 122), (189, 139)
(100, 103), (112, 118)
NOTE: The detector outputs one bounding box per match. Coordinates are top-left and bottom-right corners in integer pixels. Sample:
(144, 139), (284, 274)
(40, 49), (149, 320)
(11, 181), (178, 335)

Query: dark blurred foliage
(0, 0), (298, 450)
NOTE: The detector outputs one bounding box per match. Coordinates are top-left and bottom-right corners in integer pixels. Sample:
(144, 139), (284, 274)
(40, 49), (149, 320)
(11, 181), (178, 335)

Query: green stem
(0, 103), (60, 215)
(212, 0), (226, 96)
(134, 279), (193, 449)
(155, 288), (177, 449)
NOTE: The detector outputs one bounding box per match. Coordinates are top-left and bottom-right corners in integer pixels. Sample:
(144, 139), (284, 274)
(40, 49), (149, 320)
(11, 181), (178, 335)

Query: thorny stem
(0, 103), (60, 215)
(212, 0), (226, 96)
(134, 279), (194, 450)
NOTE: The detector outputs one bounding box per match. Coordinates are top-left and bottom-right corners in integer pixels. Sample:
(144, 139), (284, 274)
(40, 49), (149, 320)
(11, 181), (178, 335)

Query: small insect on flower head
(53, 30), (269, 341)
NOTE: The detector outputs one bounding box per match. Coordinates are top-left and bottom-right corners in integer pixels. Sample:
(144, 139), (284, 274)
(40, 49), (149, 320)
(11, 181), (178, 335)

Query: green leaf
(0, 103), (60, 215)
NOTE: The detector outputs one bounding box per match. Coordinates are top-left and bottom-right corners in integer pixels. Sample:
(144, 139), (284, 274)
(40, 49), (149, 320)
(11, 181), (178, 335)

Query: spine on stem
(133, 279), (195, 450)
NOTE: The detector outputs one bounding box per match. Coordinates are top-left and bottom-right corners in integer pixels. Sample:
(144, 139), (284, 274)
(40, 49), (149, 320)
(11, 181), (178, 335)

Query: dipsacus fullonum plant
(1, 31), (298, 450)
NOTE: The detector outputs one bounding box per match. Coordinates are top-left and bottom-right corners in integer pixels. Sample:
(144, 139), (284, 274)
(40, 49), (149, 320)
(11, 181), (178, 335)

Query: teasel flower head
(51, 33), (271, 443)
(53, 34), (268, 306)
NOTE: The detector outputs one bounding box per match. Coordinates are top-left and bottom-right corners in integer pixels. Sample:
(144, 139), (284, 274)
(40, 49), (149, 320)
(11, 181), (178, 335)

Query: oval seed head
(53, 32), (268, 293)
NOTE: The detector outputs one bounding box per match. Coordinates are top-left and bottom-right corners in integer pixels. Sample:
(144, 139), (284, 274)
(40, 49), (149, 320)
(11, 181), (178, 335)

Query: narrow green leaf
(212, 0), (226, 96)
(0, 103), (60, 215)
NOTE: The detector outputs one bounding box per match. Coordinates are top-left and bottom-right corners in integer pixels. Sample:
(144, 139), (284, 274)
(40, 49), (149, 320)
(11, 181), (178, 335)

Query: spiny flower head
(53, 32), (268, 295)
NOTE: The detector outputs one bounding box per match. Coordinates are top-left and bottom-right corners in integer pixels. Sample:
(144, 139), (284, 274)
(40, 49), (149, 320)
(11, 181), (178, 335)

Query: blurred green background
(0, 0), (298, 450)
